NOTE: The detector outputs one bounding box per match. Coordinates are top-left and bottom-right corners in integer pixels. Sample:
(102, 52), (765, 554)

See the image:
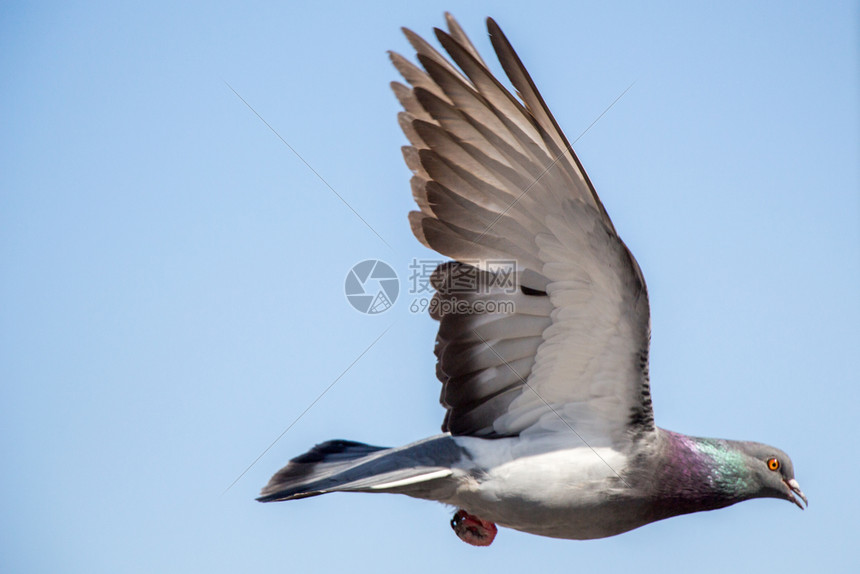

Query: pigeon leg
(450, 509), (498, 546)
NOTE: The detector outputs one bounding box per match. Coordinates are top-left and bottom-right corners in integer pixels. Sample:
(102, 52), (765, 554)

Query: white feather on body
(441, 435), (646, 539)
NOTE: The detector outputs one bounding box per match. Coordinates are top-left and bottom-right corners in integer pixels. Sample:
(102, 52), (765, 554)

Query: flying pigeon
(259, 14), (806, 545)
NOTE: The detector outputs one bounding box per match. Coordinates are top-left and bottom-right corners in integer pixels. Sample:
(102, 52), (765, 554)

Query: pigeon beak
(783, 478), (808, 510)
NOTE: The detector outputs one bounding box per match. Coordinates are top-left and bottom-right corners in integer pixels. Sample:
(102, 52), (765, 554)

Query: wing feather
(393, 15), (654, 444)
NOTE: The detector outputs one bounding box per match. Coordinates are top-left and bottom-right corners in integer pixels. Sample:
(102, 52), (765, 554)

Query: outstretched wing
(392, 14), (653, 447)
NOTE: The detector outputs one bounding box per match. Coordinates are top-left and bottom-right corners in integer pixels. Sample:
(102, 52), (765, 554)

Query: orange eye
(767, 457), (780, 471)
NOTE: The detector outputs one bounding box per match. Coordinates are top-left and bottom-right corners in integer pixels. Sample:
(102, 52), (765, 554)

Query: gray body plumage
(260, 429), (802, 540)
(259, 14), (805, 542)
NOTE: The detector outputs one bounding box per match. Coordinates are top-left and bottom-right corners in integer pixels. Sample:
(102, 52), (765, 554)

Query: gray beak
(784, 478), (808, 510)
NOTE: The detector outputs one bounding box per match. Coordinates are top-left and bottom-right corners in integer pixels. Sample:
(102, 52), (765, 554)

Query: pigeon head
(735, 441), (807, 510)
(655, 431), (807, 516)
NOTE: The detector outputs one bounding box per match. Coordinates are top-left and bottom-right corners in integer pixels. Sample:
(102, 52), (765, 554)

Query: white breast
(447, 435), (638, 539)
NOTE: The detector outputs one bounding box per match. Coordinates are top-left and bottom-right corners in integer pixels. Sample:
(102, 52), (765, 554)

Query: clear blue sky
(2, 2), (858, 572)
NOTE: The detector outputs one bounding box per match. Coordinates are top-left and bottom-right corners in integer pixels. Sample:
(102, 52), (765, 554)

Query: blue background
(2, 2), (858, 572)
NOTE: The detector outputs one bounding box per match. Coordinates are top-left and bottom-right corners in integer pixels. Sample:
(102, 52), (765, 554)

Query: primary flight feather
(259, 14), (805, 545)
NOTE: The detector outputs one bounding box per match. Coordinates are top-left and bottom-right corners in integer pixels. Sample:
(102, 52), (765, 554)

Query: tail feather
(289, 440), (387, 465)
(258, 440), (388, 501)
(258, 436), (462, 502)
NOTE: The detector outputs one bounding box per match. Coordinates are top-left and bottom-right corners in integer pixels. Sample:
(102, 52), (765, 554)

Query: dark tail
(257, 437), (461, 502)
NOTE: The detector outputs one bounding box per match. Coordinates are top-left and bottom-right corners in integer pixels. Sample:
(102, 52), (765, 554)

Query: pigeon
(258, 14), (806, 545)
